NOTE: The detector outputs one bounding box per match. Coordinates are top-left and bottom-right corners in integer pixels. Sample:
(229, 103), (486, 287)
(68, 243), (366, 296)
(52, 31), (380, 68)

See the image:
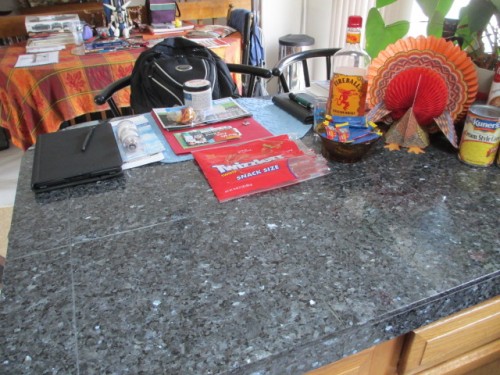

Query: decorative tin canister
(458, 105), (500, 167)
(183, 79), (212, 112)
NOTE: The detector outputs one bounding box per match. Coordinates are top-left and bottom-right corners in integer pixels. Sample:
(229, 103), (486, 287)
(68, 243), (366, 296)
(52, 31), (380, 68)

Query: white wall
(261, 0), (377, 93)
(3, 0), (18, 11)
(260, 0), (424, 93)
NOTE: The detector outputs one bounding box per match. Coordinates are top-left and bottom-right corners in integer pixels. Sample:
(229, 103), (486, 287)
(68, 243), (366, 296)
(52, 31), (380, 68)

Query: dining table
(0, 32), (242, 150)
(1, 97), (498, 374)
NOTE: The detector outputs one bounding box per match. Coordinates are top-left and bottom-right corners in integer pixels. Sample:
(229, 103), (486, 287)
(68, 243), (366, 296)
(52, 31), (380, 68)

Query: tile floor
(0, 143), (23, 208)
(0, 143), (23, 287)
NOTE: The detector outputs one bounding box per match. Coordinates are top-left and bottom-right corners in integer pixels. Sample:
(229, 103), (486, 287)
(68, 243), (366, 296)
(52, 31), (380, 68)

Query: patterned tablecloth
(0, 36), (241, 150)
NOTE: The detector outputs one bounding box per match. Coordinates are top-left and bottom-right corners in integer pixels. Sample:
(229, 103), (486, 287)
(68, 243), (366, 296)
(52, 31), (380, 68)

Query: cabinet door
(306, 336), (404, 375)
(398, 296), (500, 374)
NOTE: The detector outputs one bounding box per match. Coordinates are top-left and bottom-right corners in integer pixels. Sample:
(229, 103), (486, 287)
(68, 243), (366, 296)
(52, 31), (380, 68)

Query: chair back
(227, 8), (253, 65)
(95, 63), (272, 117)
(272, 48), (340, 92)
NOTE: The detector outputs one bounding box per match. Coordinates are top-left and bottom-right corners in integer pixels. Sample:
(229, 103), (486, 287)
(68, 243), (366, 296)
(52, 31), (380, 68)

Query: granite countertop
(1, 133), (499, 374)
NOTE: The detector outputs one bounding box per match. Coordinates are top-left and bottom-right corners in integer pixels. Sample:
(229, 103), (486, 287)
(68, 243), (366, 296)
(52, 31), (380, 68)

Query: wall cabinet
(307, 297), (500, 375)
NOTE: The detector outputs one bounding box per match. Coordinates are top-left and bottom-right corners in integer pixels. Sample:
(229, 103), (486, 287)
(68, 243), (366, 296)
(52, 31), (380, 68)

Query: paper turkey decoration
(366, 35), (478, 154)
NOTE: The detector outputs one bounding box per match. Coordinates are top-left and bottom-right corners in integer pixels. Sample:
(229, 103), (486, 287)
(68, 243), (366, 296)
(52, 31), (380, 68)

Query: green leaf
(434, 0), (455, 18)
(490, 0), (500, 11)
(365, 8), (409, 58)
(466, 0), (496, 32)
(416, 0), (439, 17)
(417, 0), (454, 35)
(455, 8), (475, 49)
(427, 10), (446, 37)
(376, 0), (397, 8)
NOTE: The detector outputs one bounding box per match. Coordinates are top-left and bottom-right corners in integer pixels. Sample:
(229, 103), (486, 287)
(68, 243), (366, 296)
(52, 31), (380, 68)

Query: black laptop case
(31, 123), (123, 192)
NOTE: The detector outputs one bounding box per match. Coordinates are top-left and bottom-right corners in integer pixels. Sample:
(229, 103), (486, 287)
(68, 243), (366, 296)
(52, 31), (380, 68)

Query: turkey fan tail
(434, 112), (458, 148)
(367, 101), (391, 123)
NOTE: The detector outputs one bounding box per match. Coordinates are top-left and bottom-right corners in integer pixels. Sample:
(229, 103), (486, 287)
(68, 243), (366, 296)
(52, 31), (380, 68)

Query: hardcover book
(31, 123), (122, 192)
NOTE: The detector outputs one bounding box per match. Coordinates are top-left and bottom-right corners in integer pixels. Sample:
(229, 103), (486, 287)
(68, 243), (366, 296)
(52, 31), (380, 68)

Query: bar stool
(278, 34), (315, 92)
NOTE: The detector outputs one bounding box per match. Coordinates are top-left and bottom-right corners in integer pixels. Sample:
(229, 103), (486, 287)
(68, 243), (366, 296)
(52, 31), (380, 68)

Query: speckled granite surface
(1, 128), (499, 374)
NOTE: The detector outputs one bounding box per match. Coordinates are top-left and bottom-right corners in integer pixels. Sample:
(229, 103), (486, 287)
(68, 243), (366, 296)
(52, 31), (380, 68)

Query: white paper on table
(14, 51), (59, 68)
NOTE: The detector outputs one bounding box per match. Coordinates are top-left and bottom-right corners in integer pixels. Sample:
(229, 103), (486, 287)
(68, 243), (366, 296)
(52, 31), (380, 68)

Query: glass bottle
(327, 15), (371, 123)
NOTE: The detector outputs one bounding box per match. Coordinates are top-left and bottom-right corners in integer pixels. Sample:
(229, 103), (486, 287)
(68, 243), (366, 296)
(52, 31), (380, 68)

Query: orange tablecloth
(0, 36), (241, 150)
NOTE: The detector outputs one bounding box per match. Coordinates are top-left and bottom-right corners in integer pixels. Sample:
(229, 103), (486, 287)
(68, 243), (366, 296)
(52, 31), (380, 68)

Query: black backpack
(130, 37), (239, 114)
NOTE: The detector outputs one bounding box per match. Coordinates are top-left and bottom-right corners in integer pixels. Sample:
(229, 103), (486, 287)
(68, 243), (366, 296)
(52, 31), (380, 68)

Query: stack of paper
(26, 34), (73, 53)
(15, 51), (59, 68)
(146, 23), (194, 35)
(25, 14), (81, 53)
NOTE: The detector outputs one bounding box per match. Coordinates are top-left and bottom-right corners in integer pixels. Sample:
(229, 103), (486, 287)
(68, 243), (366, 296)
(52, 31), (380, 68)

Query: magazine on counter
(161, 115), (273, 155)
(152, 97), (252, 131)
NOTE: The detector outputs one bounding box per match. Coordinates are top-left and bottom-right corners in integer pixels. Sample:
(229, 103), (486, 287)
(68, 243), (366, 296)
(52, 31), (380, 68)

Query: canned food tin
(458, 105), (500, 167)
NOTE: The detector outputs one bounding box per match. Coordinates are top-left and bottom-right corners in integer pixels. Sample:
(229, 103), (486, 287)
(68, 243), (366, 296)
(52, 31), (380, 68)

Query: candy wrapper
(192, 135), (331, 202)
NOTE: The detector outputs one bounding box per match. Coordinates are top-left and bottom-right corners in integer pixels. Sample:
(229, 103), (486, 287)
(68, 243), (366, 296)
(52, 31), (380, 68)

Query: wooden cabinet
(306, 336), (405, 375)
(398, 296), (500, 374)
(307, 297), (500, 375)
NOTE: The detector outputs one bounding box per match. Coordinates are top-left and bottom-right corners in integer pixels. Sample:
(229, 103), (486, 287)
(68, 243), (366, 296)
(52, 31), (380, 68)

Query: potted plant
(366, 0), (499, 99)
(454, 0), (499, 70)
(365, 0), (456, 59)
(365, 0), (410, 59)
(366, 0), (499, 63)
(451, 0), (499, 99)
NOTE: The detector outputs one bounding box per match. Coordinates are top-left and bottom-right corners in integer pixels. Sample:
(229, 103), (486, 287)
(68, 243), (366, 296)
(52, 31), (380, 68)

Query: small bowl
(320, 135), (379, 163)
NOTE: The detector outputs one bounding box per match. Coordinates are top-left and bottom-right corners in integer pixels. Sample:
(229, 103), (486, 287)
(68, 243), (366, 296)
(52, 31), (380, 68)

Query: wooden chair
(272, 48), (340, 93)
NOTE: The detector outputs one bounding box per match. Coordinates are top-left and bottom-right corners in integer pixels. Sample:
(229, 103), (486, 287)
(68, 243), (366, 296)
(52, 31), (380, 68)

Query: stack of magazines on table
(25, 14), (80, 53)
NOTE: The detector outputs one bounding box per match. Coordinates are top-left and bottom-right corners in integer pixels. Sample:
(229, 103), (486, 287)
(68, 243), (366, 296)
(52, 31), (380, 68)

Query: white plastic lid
(183, 79), (211, 92)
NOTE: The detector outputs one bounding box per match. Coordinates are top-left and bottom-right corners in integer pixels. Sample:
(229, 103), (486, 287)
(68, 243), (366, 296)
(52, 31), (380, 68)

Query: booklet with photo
(161, 116), (273, 155)
(151, 97), (252, 131)
(175, 125), (242, 149)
